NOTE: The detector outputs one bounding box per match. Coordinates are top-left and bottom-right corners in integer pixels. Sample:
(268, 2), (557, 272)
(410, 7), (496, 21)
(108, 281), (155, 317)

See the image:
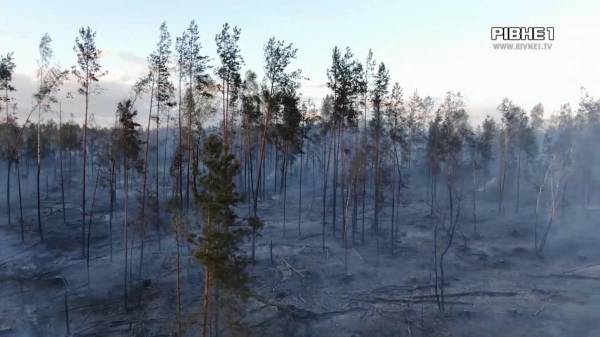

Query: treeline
(1, 20), (600, 334)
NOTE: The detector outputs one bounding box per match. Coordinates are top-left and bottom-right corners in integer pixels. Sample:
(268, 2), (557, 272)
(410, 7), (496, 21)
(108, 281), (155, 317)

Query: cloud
(101, 50), (148, 84)
(10, 72), (145, 127)
(117, 52), (146, 64)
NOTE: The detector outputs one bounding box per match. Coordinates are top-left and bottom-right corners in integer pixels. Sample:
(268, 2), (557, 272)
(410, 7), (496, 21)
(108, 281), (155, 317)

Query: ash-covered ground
(2, 166), (600, 337)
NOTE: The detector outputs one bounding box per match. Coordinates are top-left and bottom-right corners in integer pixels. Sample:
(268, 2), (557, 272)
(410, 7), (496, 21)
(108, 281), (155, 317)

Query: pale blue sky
(1, 0), (600, 125)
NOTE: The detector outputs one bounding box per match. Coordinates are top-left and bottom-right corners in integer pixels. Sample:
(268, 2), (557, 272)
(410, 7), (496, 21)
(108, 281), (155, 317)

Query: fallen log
(525, 273), (600, 280)
(280, 257), (304, 278)
(411, 291), (519, 299)
(250, 292), (366, 320)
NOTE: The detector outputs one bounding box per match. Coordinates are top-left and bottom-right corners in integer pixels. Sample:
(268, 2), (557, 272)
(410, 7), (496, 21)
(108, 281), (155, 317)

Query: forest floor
(1, 177), (600, 337)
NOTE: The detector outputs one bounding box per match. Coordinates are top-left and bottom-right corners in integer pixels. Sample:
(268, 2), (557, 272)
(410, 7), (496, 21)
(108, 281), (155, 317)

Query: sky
(1, 0), (600, 126)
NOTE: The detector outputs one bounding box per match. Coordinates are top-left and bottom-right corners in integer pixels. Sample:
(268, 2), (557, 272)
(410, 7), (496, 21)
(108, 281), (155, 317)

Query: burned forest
(1, 10), (600, 337)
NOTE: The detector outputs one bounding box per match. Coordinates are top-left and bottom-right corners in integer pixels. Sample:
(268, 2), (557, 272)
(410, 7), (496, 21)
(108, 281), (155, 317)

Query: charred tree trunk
(472, 161), (478, 235)
(86, 173), (100, 287)
(175, 220), (182, 337)
(322, 131), (333, 252)
(298, 149), (303, 239)
(59, 105), (66, 226)
(282, 147), (288, 237)
(332, 123), (340, 234)
(155, 106), (161, 250)
(202, 268), (210, 337)
(36, 102), (43, 241)
(515, 150), (521, 214)
(139, 75), (155, 279)
(6, 160), (11, 226)
(17, 159), (24, 243)
(82, 75), (90, 254)
(123, 159), (129, 310)
(109, 160), (115, 262)
(36, 148), (42, 240)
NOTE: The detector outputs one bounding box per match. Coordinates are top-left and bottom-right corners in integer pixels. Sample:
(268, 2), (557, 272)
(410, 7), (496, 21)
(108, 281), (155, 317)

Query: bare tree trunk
(109, 160), (115, 262)
(59, 104), (66, 226)
(177, 66), (184, 209)
(186, 98), (192, 212)
(498, 142), (508, 214)
(311, 151), (317, 211)
(274, 150), (278, 195)
(516, 150), (521, 213)
(123, 160), (129, 310)
(437, 181), (461, 312)
(82, 76), (89, 255)
(175, 217), (182, 337)
(373, 127), (381, 235)
(202, 268), (210, 337)
(332, 123), (340, 234)
(222, 80), (227, 151)
(472, 161), (478, 235)
(343, 174), (353, 275)
(534, 166), (549, 253)
(433, 222), (439, 310)
(361, 149), (367, 245)
(6, 160), (11, 226)
(352, 175), (358, 244)
(163, 110), (170, 200)
(17, 159), (24, 243)
(298, 149), (303, 239)
(251, 84), (274, 223)
(322, 131), (333, 252)
(282, 147), (288, 237)
(86, 173), (100, 287)
(341, 126), (347, 242)
(538, 171), (560, 254)
(139, 76), (155, 279)
(37, 103), (43, 241)
(155, 101), (161, 250)
(391, 159), (396, 254)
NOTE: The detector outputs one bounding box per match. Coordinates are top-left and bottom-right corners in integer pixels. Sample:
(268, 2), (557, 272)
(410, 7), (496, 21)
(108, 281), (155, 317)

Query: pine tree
(496, 98), (523, 214)
(0, 52), (16, 121)
(34, 34), (68, 241)
(0, 52), (17, 227)
(0, 116), (20, 227)
(115, 99), (141, 309)
(216, 23), (243, 151)
(530, 103), (544, 131)
(139, 22), (174, 271)
(181, 20), (210, 211)
(194, 134), (250, 337)
(467, 115), (496, 234)
(326, 46), (364, 235)
(252, 37), (301, 234)
(369, 62), (389, 236)
(152, 22), (175, 249)
(384, 82), (406, 253)
(433, 91), (470, 312)
(73, 26), (105, 255)
(273, 87), (303, 237)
